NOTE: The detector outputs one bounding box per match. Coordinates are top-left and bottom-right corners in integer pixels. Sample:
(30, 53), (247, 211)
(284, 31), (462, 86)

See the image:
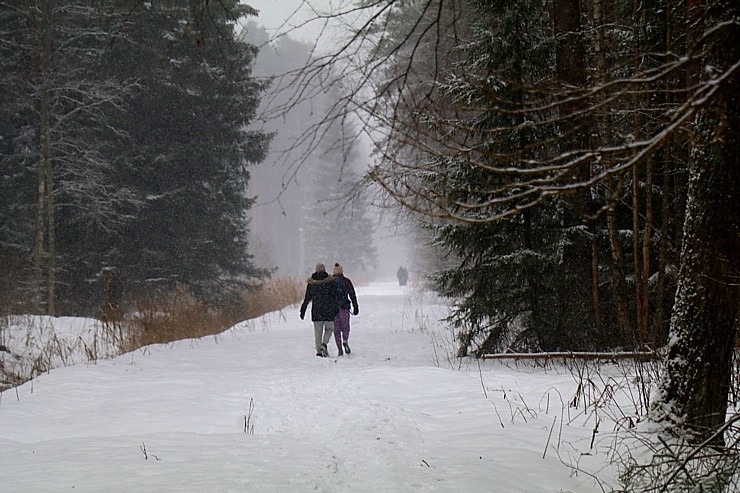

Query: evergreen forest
(0, 1), (271, 315)
(343, 0), (737, 355)
(322, 0), (738, 441)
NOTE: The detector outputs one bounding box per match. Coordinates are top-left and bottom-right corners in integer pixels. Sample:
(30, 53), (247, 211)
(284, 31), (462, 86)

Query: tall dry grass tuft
(241, 277), (305, 320)
(118, 277), (306, 349)
(127, 289), (230, 347)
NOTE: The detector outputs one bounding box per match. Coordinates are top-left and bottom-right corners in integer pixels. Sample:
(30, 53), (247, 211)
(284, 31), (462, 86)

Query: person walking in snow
(396, 266), (408, 286)
(332, 263), (359, 356)
(300, 263), (340, 357)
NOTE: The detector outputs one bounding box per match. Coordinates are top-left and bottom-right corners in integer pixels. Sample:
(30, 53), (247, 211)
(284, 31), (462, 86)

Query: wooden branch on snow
(481, 351), (660, 361)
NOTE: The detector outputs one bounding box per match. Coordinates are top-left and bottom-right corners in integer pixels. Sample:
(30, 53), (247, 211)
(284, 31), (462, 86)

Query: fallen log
(481, 351), (660, 361)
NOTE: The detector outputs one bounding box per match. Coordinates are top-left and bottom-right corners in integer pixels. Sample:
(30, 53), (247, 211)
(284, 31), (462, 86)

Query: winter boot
(343, 341), (351, 355)
(320, 343), (329, 358)
(338, 346), (344, 357)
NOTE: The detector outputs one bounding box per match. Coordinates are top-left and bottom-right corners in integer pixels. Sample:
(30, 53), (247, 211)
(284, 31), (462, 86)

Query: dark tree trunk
(553, 0), (596, 348)
(606, 187), (635, 346)
(652, 1), (740, 438)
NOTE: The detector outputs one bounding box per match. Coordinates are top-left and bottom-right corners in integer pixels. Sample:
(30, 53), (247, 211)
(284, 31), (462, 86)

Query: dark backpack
(335, 276), (350, 309)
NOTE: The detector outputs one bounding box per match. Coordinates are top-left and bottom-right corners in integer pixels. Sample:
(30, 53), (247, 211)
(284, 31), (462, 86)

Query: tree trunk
(653, 6), (678, 345)
(632, 167), (647, 346)
(554, 0), (596, 348)
(642, 156), (653, 345)
(45, 142), (55, 316)
(630, 1), (650, 348)
(41, 0), (55, 316)
(651, 1), (740, 438)
(591, 233), (604, 342)
(33, 0), (55, 315)
(653, 148), (670, 343)
(555, 0), (586, 90)
(606, 186), (635, 346)
(592, 0), (631, 348)
(34, 127), (47, 313)
(653, 129), (740, 437)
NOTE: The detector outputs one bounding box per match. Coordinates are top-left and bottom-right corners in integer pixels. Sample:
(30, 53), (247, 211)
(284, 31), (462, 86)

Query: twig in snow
(140, 442), (160, 460)
(244, 397), (255, 434)
(543, 415), (557, 459)
(490, 401), (505, 428)
(477, 359), (488, 399)
(590, 417), (600, 449)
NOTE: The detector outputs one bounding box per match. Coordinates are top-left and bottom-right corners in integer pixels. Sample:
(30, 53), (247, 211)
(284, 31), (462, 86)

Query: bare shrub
(560, 356), (667, 428)
(556, 355), (740, 491)
(614, 415), (740, 493)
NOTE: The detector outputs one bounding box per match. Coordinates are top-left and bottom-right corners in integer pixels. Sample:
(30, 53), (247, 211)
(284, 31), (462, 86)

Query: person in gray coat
(300, 263), (339, 357)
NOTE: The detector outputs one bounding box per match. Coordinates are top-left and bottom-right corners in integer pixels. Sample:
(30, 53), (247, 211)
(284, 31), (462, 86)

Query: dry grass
(241, 277), (305, 320)
(132, 288), (234, 347)
(1, 277), (307, 390)
(113, 276), (306, 349)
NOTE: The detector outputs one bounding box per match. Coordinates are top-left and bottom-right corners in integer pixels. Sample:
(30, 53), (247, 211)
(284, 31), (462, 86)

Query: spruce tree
(0, 0), (140, 314)
(0, 1), (271, 313)
(396, 0), (601, 353)
(101, 0), (271, 305)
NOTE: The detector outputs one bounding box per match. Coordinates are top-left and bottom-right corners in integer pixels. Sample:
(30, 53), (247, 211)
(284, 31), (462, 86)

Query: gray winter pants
(313, 321), (334, 352)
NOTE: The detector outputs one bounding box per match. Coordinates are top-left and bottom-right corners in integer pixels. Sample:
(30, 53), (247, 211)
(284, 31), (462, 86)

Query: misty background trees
(242, 23), (379, 278)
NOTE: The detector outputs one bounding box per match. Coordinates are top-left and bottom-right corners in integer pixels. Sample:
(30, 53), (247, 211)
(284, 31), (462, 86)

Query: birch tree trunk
(32, 0), (55, 315)
(641, 157), (653, 345)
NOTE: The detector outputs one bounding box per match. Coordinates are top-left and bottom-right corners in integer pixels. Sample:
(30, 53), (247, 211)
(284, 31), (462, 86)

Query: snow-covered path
(0, 283), (614, 492)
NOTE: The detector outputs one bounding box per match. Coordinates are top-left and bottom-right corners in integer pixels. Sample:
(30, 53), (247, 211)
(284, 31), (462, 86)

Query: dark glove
(353, 305), (359, 316)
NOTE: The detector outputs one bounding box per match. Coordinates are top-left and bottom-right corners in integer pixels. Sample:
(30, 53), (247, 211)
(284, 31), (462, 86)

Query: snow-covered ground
(1, 315), (122, 389)
(0, 282), (632, 492)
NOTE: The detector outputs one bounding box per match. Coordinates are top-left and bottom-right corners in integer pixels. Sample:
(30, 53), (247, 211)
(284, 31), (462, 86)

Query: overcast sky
(244, 0), (348, 45)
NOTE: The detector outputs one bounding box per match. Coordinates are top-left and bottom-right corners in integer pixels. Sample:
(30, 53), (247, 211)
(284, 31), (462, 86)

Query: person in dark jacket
(396, 266), (408, 286)
(300, 263), (339, 357)
(332, 263), (358, 356)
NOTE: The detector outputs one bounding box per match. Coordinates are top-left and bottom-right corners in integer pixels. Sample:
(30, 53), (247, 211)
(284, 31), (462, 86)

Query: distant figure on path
(300, 263), (339, 357)
(396, 266), (409, 287)
(332, 263), (359, 356)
